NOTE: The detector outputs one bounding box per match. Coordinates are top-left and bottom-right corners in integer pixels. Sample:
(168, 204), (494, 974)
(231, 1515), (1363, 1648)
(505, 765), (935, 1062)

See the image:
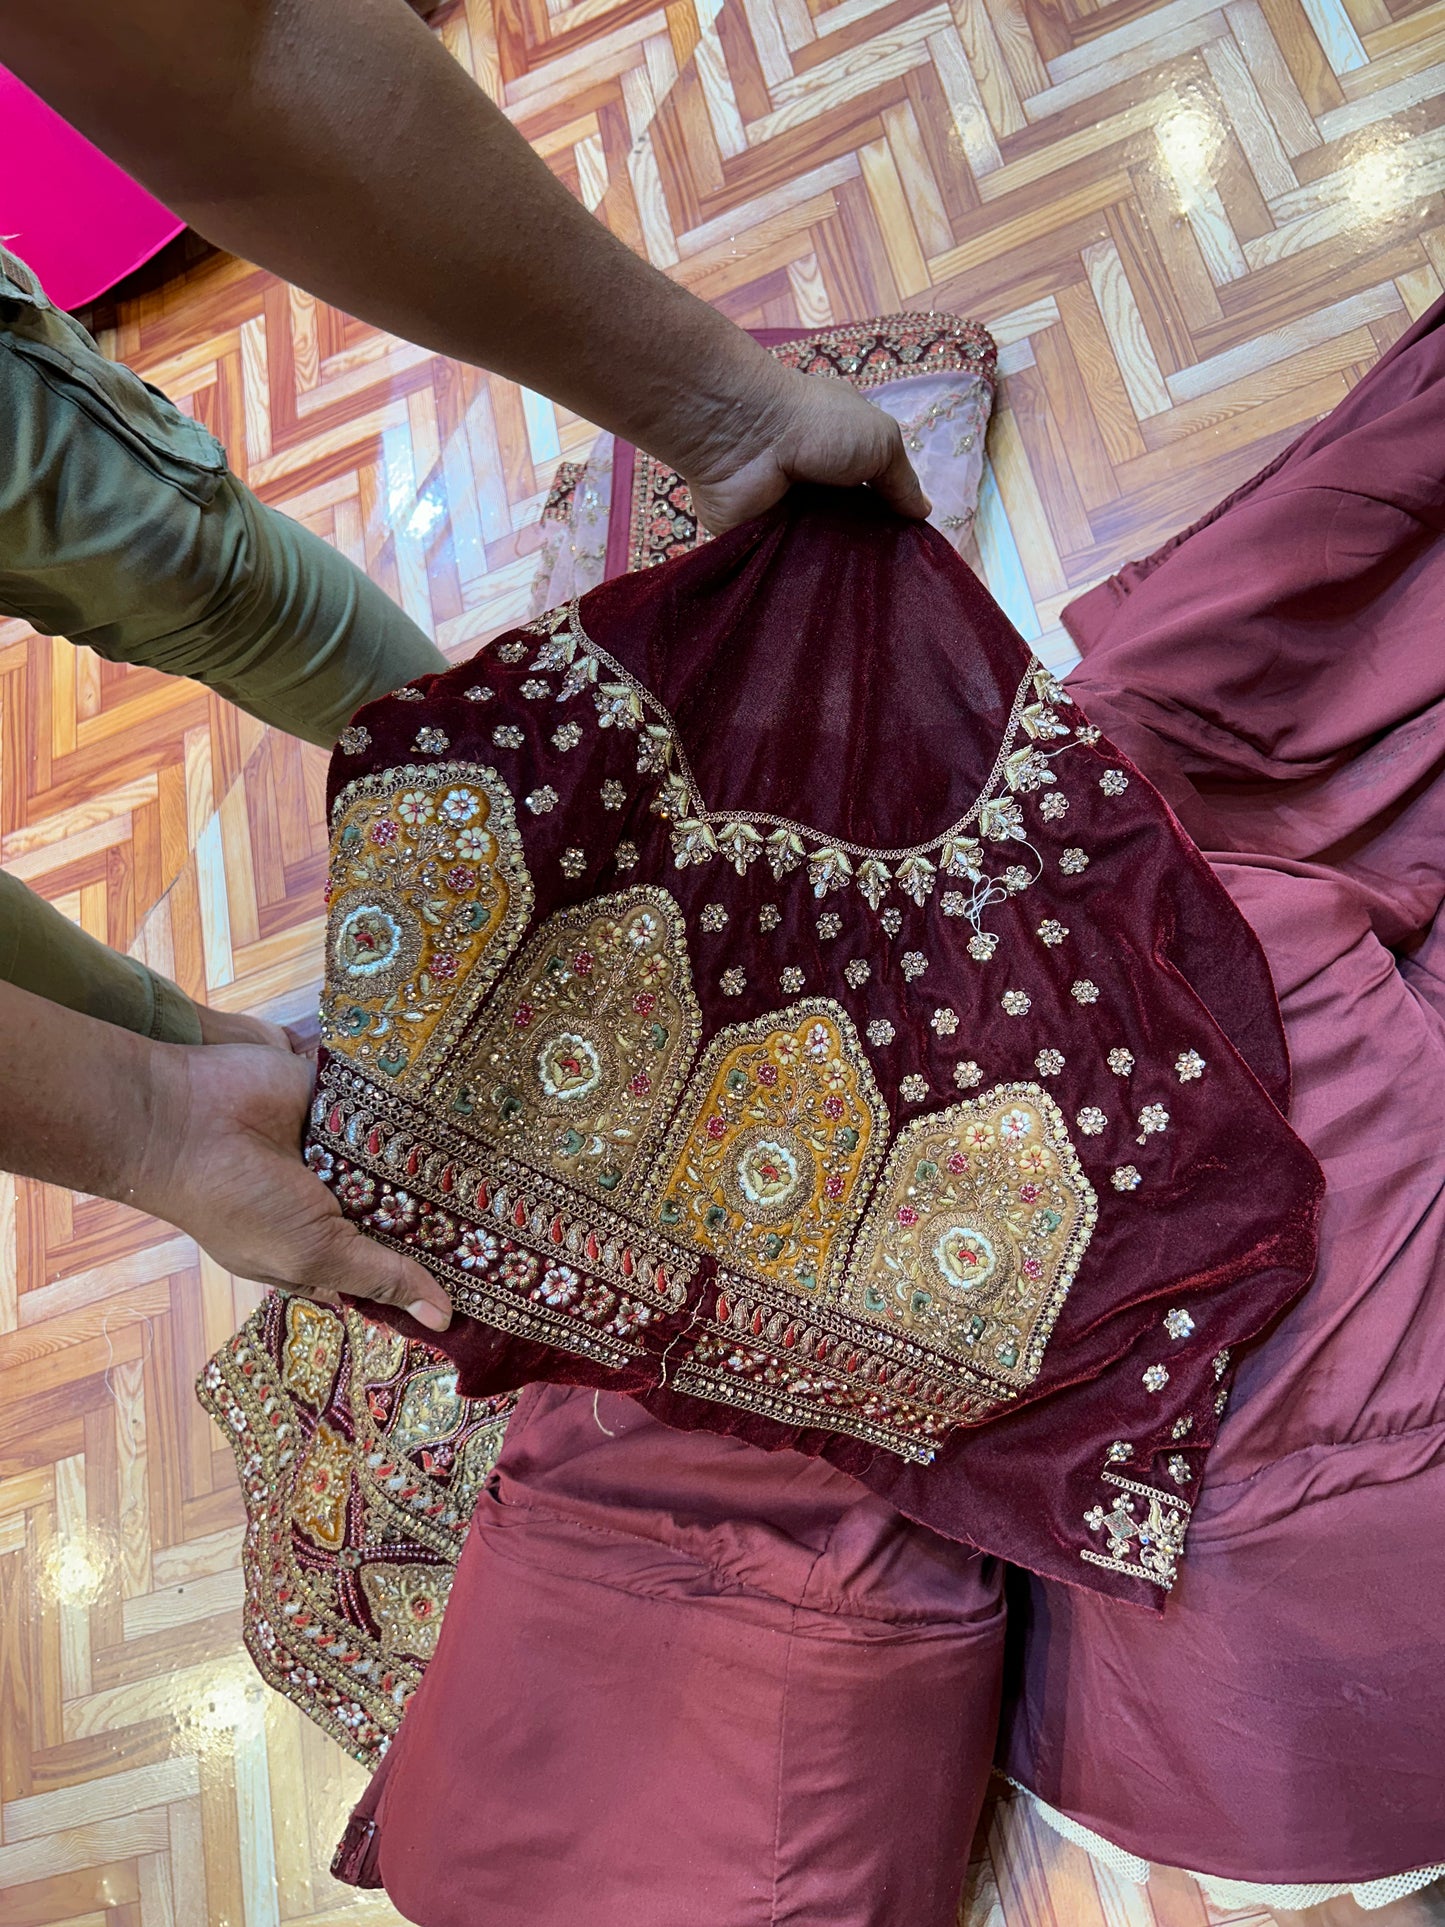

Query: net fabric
(1013, 1782), (1445, 1912)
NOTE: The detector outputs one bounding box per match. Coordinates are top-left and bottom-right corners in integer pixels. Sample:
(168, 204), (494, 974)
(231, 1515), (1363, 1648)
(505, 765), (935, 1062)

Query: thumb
(869, 424), (931, 521)
(310, 1220), (454, 1333)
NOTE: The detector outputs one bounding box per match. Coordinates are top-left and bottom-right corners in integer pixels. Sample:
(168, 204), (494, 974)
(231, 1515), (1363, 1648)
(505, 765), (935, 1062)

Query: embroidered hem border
(310, 1059), (1048, 1462)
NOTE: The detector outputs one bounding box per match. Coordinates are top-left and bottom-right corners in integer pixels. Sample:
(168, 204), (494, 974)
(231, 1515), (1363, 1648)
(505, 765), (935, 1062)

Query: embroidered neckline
(519, 599), (1099, 929)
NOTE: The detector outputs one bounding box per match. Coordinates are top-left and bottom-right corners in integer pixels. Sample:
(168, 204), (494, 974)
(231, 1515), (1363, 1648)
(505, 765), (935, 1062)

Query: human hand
(679, 364), (931, 535)
(137, 1039), (453, 1332)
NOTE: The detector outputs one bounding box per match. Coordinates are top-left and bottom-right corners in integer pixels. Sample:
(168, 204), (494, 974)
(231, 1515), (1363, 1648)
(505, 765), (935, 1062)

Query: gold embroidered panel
(843, 1084), (1095, 1394)
(281, 1297), (345, 1407)
(439, 888), (701, 1205)
(647, 1000), (887, 1299)
(322, 762), (533, 1084)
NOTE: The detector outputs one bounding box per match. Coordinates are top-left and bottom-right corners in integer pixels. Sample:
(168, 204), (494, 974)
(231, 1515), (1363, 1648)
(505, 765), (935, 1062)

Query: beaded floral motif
(1037, 920), (1068, 946)
(1071, 979), (1100, 1004)
(1060, 849), (1089, 875)
(843, 1083), (1095, 1392)
(339, 725), (371, 755)
(954, 1060), (983, 1088)
(1099, 770), (1129, 796)
(1076, 1107), (1106, 1135)
(932, 1007), (959, 1035)
(1035, 1049), (1065, 1076)
(880, 908), (903, 937)
(700, 904), (729, 932)
(1082, 1471), (1190, 1592)
(439, 889), (701, 1205)
(323, 763), (532, 1085)
(1166, 1455), (1192, 1485)
(281, 1298), (344, 1408)
(1143, 1363), (1170, 1392)
(1001, 990), (1031, 1016)
(1038, 793), (1068, 822)
(648, 1000), (887, 1298)
(902, 951), (929, 980)
(867, 1019), (895, 1047)
(1112, 1165), (1141, 1191)
(1176, 1050), (1206, 1081)
(292, 1423), (353, 1550)
(1136, 1103), (1170, 1142)
(560, 848), (587, 878)
(1164, 1308), (1195, 1339)
(359, 1563), (454, 1660)
(720, 968), (746, 995)
(900, 1073), (929, 1103)
(1107, 1048), (1134, 1075)
(845, 959), (872, 988)
(781, 967), (806, 993)
(601, 780), (627, 810)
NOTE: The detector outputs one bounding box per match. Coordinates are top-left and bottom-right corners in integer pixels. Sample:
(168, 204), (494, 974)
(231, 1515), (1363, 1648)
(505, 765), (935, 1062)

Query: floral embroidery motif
(1060, 849), (1089, 875)
(463, 684), (493, 702)
(442, 889), (700, 1204)
(931, 1007), (959, 1035)
(414, 728), (449, 755)
(1107, 1440), (1132, 1462)
(1112, 1165), (1141, 1190)
(1166, 1455), (1192, 1485)
(1001, 990), (1031, 1016)
(493, 724), (524, 749)
(526, 786), (558, 814)
(699, 904), (728, 932)
(843, 1083), (1095, 1391)
(845, 960), (872, 988)
(759, 904), (782, 932)
(199, 1299), (514, 1764)
(615, 842), (638, 871)
(780, 967), (806, 993)
(281, 1299), (344, 1408)
(1076, 1107), (1106, 1135)
(879, 908), (903, 937)
(560, 848), (587, 878)
(1142, 1363), (1170, 1392)
(1163, 1308), (1195, 1340)
(339, 725), (371, 755)
(649, 1001), (886, 1299)
(954, 1060), (983, 1089)
(1176, 1050), (1206, 1081)
(967, 933), (998, 961)
(1039, 793), (1068, 821)
(816, 912), (842, 940)
(899, 1073), (929, 1103)
(389, 1366), (466, 1451)
(902, 951), (928, 980)
(551, 722), (583, 752)
(323, 763), (532, 1084)
(522, 600), (1095, 938)
(1035, 1049), (1065, 1076)
(520, 679), (551, 701)
(1071, 979), (1100, 1004)
(1082, 1471), (1189, 1591)
(1099, 770), (1129, 796)
(1037, 920), (1068, 946)
(867, 1018), (895, 1046)
(1108, 1048), (1134, 1075)
(495, 641), (528, 664)
(1171, 1414), (1194, 1439)
(1136, 1103), (1170, 1142)
(359, 1562), (454, 1659)
(720, 968), (746, 995)
(293, 1422), (353, 1550)
(601, 780), (627, 810)
(1213, 1347), (1231, 1378)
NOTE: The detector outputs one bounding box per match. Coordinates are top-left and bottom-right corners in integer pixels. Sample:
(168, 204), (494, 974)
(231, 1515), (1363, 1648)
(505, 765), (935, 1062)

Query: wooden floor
(2, 0), (1444, 1918)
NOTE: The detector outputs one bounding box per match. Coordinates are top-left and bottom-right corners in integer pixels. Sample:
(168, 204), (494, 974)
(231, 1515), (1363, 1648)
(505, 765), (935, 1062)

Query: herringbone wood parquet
(3, 0), (1444, 1918)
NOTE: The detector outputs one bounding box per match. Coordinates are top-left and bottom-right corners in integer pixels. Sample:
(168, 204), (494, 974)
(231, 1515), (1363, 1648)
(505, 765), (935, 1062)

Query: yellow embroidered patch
(443, 888), (702, 1203)
(321, 762), (533, 1082)
(844, 1083), (1095, 1390)
(291, 1422), (354, 1551)
(650, 1000), (887, 1297)
(281, 1297), (344, 1409)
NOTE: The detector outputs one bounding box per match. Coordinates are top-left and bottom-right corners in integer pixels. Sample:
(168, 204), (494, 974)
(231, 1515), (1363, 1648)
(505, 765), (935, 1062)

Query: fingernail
(409, 1299), (452, 1332)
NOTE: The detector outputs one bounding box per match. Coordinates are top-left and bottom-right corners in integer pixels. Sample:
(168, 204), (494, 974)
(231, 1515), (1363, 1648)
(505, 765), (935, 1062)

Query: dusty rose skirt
(336, 296), (1445, 1916)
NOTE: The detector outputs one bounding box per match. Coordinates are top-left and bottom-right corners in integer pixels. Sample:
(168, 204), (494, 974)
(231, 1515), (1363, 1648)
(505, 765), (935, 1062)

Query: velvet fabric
(315, 483), (1321, 1609)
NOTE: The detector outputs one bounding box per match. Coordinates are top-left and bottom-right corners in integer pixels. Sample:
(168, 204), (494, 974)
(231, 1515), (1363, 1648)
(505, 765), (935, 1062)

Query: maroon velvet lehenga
(202, 301), (1445, 1923)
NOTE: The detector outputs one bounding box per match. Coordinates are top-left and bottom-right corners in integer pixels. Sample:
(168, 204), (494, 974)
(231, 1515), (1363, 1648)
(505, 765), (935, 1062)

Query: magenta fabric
(999, 296), (1445, 1881)
(336, 1381), (1006, 1927)
(318, 483), (1322, 1608)
(0, 67), (182, 310)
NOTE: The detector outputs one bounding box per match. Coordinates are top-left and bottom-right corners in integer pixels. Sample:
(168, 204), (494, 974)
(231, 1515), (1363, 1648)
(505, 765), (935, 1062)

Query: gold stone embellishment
(843, 1083), (1095, 1393)
(440, 888), (701, 1205)
(323, 763), (533, 1084)
(649, 1000), (886, 1297)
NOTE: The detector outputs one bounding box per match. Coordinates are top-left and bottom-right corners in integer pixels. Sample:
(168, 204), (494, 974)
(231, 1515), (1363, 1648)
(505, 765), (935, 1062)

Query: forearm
(0, 0), (789, 479)
(0, 978), (172, 1206)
